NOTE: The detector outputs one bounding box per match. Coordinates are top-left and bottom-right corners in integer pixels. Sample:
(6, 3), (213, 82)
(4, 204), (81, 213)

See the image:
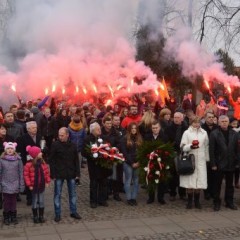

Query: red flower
(165, 151), (170, 156)
(148, 174), (153, 179)
(149, 162), (154, 169)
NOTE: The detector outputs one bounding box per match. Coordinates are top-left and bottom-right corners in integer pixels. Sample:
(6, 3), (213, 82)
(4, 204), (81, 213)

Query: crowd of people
(0, 90), (240, 225)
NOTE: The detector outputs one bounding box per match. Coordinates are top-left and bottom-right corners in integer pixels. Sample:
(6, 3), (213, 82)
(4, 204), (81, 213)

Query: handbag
(174, 151), (195, 175)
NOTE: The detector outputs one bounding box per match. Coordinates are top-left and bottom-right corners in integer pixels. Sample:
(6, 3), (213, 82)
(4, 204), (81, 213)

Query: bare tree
(197, 0), (240, 55)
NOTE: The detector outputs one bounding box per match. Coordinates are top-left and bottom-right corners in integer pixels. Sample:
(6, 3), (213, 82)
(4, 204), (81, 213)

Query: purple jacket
(0, 154), (25, 194)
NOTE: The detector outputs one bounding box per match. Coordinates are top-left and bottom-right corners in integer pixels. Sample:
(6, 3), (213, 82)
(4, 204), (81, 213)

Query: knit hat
(3, 142), (17, 151)
(26, 145), (41, 159)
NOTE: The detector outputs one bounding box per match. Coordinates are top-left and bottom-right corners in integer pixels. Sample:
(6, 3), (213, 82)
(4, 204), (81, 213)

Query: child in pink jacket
(24, 146), (50, 223)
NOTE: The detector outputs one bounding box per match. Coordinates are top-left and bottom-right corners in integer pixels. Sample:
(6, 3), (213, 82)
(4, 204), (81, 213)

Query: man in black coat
(16, 121), (41, 205)
(101, 116), (122, 201)
(201, 111), (218, 200)
(49, 127), (81, 222)
(4, 111), (24, 141)
(165, 112), (188, 201)
(144, 120), (168, 204)
(82, 122), (112, 208)
(209, 115), (240, 211)
(182, 92), (196, 113)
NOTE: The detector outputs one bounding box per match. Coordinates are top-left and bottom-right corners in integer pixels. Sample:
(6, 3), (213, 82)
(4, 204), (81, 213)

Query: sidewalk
(1, 167), (240, 240)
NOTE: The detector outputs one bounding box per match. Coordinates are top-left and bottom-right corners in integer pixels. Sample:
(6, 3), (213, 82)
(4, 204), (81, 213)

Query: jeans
(123, 163), (139, 200)
(54, 179), (77, 216)
(32, 192), (45, 208)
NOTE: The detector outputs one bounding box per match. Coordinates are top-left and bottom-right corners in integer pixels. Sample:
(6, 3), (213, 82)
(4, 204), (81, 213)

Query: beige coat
(180, 126), (209, 189)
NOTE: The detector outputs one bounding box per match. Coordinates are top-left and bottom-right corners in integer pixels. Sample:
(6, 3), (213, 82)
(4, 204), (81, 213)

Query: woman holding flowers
(121, 122), (143, 206)
(82, 122), (112, 208)
(180, 116), (209, 209)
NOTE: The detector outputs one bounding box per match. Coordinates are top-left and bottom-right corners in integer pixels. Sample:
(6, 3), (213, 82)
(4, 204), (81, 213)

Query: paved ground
(1, 167), (240, 240)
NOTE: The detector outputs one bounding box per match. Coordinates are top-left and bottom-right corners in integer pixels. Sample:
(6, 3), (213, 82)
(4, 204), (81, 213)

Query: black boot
(147, 192), (155, 204)
(3, 211), (10, 225)
(32, 208), (39, 223)
(0, 193), (2, 210)
(10, 211), (18, 224)
(39, 208), (45, 223)
(186, 193), (193, 209)
(194, 193), (202, 209)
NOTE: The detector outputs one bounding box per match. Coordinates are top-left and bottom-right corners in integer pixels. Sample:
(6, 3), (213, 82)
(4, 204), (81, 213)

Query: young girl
(0, 142), (24, 225)
(24, 146), (50, 223)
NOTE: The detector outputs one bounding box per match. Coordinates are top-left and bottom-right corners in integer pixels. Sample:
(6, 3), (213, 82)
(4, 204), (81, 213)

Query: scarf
(33, 159), (45, 194)
(69, 121), (83, 131)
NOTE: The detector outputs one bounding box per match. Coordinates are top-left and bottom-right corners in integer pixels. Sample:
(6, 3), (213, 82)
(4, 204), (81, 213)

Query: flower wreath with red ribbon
(144, 149), (171, 186)
(137, 140), (175, 194)
(89, 138), (125, 168)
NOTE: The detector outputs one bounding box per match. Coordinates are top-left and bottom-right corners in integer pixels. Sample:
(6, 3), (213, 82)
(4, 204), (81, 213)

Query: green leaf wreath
(137, 140), (176, 193)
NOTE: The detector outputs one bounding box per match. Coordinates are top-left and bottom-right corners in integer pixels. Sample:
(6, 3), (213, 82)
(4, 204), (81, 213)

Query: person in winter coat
(56, 109), (71, 130)
(0, 123), (14, 209)
(121, 122), (143, 206)
(229, 94), (240, 120)
(121, 105), (142, 129)
(209, 115), (240, 211)
(24, 146), (50, 223)
(16, 121), (41, 206)
(39, 107), (57, 150)
(0, 142), (24, 225)
(49, 127), (81, 222)
(82, 122), (113, 208)
(165, 112), (188, 201)
(144, 120), (168, 204)
(180, 116), (209, 209)
(68, 113), (86, 185)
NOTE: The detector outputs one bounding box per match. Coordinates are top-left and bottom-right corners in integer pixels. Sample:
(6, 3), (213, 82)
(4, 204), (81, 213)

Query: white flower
(155, 179), (159, 184)
(93, 153), (98, 158)
(166, 165), (170, 170)
(155, 171), (160, 175)
(144, 167), (148, 172)
(105, 147), (110, 150)
(92, 144), (97, 148)
(157, 157), (161, 162)
(98, 138), (103, 143)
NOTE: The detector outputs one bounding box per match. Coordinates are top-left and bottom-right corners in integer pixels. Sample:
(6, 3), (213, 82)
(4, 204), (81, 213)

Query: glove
(191, 145), (199, 149)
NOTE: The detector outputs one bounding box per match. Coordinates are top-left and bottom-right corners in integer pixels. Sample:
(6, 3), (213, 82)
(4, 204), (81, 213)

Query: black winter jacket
(49, 140), (80, 179)
(209, 127), (240, 171)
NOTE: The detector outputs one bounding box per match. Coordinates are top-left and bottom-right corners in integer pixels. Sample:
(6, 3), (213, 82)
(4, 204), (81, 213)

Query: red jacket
(24, 161), (51, 188)
(121, 115), (142, 129)
(229, 96), (240, 120)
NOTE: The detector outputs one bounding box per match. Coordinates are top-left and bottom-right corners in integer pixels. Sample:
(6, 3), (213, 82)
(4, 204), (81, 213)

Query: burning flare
(11, 84), (16, 92)
(82, 86), (87, 95)
(52, 84), (56, 93)
(92, 84), (97, 93)
(45, 88), (49, 95)
(159, 83), (165, 91)
(227, 86), (231, 93)
(204, 80), (210, 90)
